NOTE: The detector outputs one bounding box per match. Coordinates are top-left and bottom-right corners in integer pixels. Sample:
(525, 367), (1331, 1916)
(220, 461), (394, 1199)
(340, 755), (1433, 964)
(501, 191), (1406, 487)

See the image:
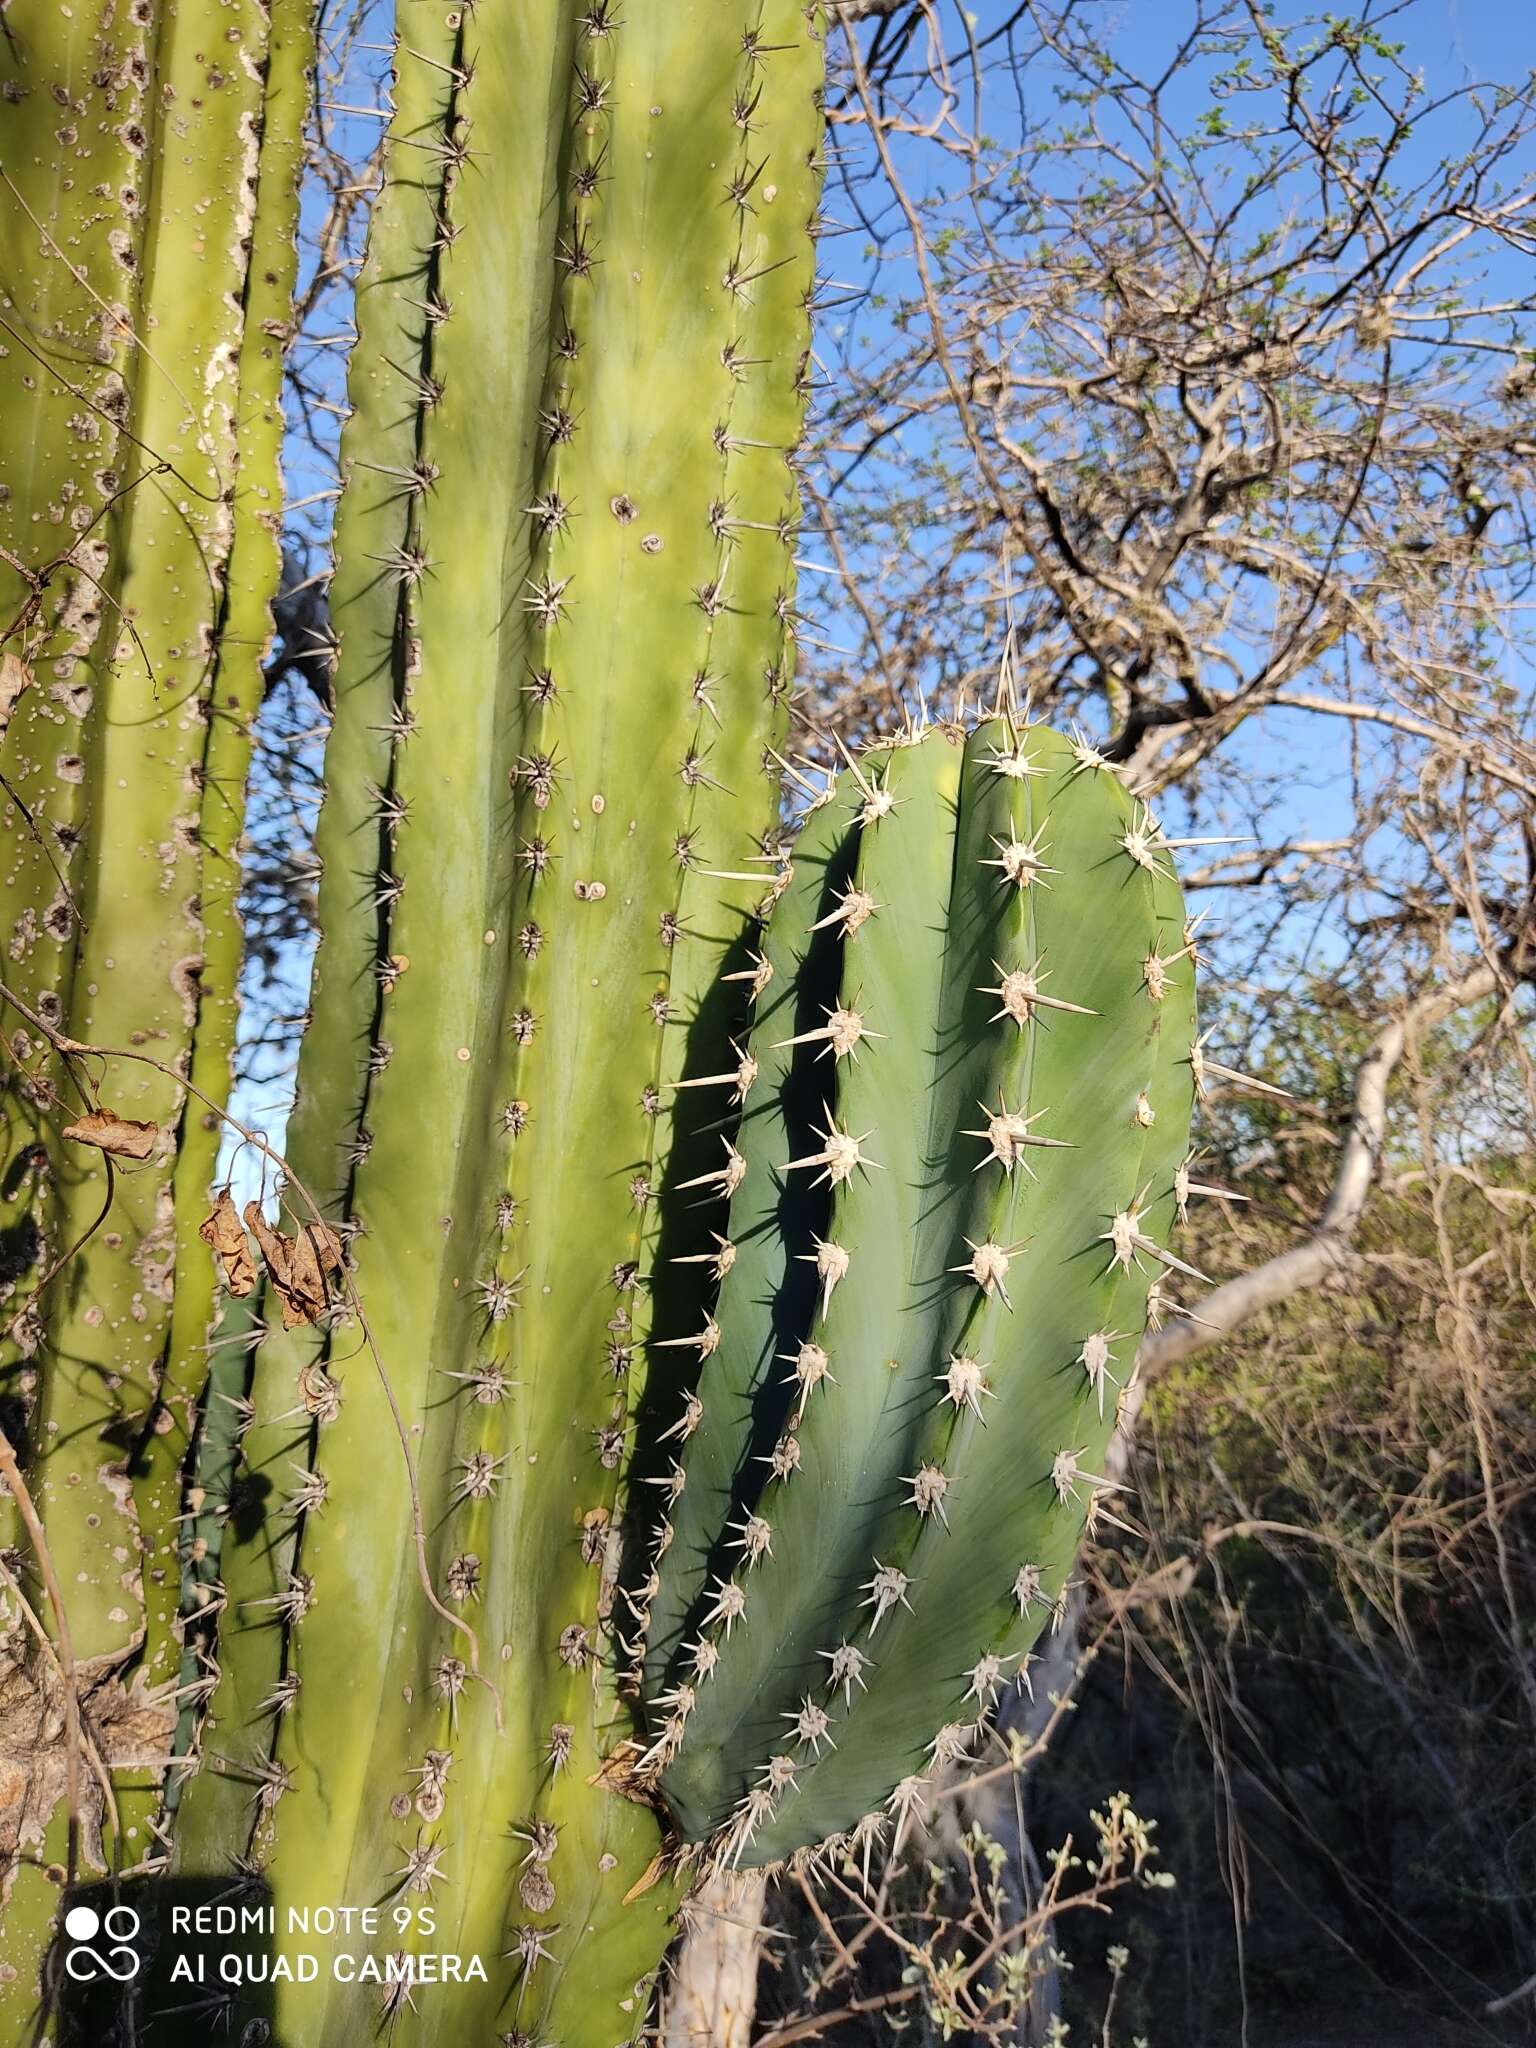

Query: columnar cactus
(639, 718), (1199, 1864)
(2, 2), (1206, 2041)
(0, 0), (309, 2013)
(175, 3), (826, 2043)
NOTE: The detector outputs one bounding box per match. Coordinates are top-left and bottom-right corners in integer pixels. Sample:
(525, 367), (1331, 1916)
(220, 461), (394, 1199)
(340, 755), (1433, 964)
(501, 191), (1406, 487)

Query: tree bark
(1139, 961), (1499, 1379)
(663, 1871), (771, 2048)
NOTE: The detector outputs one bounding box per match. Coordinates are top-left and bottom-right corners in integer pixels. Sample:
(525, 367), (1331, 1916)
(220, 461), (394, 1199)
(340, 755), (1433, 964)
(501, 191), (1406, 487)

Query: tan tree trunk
(663, 1870), (771, 2048)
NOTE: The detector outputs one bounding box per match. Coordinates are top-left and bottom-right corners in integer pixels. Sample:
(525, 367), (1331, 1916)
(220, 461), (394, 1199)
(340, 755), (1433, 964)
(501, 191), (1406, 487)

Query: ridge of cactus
(175, 4), (827, 2041)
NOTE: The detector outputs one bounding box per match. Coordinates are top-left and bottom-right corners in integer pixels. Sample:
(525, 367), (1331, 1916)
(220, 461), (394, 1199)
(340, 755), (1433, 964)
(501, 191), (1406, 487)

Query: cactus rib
(178, 6), (825, 2042)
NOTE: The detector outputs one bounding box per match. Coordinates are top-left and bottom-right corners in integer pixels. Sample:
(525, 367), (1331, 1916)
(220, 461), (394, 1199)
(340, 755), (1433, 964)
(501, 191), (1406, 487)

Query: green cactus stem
(0, 0), (310, 2013)
(643, 717), (1200, 1867)
(177, 4), (826, 2042)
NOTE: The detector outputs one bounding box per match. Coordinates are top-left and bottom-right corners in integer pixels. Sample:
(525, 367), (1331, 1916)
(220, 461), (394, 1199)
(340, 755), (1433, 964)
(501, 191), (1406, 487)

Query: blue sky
(812, 0), (1532, 972)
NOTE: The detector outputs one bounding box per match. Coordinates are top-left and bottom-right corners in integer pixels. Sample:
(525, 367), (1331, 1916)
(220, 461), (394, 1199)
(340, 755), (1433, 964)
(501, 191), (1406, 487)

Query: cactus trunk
(176, 4), (826, 2041)
(0, 0), (309, 2010)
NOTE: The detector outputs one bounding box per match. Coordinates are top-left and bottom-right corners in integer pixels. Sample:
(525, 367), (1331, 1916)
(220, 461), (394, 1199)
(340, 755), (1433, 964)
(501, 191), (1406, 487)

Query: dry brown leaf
(242, 1201), (291, 1282)
(587, 1737), (656, 1807)
(0, 652), (31, 747)
(243, 1201), (343, 1326)
(287, 1214), (343, 1308)
(198, 1189), (257, 1297)
(61, 1108), (159, 1161)
(0, 1645), (176, 1890)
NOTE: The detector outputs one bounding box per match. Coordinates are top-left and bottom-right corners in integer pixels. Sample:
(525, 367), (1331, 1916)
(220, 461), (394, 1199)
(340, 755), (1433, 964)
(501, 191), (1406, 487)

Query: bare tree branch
(1140, 959), (1502, 1376)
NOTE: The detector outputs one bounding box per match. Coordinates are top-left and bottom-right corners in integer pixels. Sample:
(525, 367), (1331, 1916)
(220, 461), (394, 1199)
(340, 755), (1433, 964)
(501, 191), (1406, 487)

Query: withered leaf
(243, 1201), (343, 1327)
(588, 1738), (655, 1808)
(61, 1109), (159, 1161)
(1, 1647), (177, 1877)
(198, 1189), (257, 1297)
(0, 652), (30, 747)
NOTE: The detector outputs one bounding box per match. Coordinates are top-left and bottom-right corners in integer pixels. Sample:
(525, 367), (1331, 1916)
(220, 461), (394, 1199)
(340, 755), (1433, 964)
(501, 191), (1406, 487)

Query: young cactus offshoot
(642, 717), (1199, 1867)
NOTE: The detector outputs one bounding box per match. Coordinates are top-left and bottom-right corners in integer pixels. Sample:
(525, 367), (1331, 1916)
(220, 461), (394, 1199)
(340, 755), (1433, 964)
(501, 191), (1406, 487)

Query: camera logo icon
(61, 1904), (142, 1983)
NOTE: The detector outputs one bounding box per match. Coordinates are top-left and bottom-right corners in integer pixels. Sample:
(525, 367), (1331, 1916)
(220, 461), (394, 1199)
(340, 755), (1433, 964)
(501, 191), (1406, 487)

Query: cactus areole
(0, 1), (1199, 2043)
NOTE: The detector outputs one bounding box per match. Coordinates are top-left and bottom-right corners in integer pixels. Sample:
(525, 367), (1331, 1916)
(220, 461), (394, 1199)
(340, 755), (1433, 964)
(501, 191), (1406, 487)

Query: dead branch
(1141, 960), (1502, 1376)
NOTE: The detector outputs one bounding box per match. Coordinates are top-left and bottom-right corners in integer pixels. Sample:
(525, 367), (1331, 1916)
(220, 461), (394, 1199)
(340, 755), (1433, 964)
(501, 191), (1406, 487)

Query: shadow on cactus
(166, 714), (1198, 2048)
